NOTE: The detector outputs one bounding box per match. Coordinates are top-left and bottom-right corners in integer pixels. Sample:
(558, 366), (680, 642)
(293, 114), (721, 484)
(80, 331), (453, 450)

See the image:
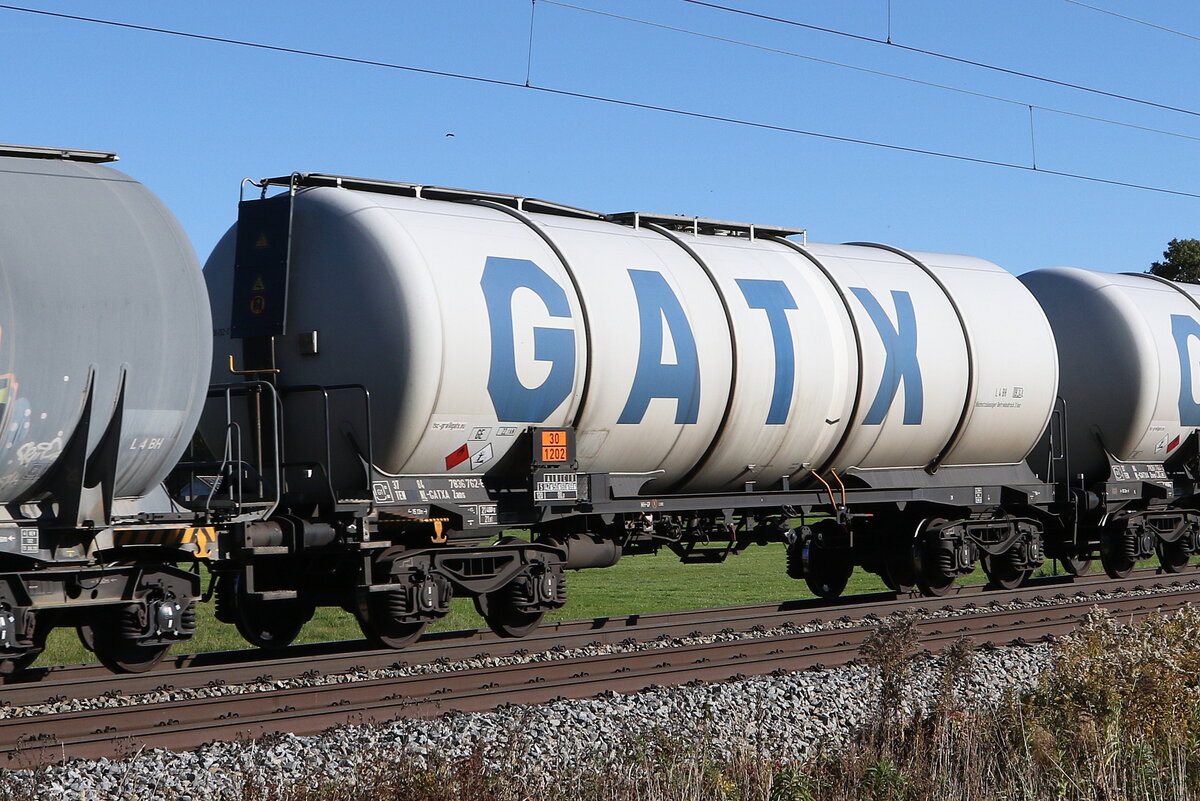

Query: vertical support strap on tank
(38, 368), (125, 528)
(848, 243), (976, 474)
(465, 199), (595, 431)
(767, 237), (867, 481)
(83, 369), (126, 527)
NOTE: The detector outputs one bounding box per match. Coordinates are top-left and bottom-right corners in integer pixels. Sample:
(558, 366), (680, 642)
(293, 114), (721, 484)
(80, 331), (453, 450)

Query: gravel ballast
(0, 637), (1055, 800)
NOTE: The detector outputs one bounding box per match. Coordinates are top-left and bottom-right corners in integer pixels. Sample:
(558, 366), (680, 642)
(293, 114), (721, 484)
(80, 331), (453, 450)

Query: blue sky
(4, 0), (1198, 274)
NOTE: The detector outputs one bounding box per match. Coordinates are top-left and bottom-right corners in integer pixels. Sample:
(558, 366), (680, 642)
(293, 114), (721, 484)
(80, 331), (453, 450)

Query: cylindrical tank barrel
(1020, 267), (1200, 484)
(204, 185), (1058, 492)
(0, 155), (211, 505)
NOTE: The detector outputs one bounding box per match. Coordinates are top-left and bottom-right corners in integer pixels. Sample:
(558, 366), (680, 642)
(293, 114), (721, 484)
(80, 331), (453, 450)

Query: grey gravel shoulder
(2, 640), (1054, 801)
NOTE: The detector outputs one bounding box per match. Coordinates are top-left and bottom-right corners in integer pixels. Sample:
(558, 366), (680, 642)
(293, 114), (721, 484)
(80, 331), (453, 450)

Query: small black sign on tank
(231, 193), (293, 339)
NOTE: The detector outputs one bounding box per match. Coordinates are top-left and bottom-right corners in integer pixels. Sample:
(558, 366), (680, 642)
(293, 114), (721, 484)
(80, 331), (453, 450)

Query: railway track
(3, 568), (1197, 764)
(3, 566), (1165, 700)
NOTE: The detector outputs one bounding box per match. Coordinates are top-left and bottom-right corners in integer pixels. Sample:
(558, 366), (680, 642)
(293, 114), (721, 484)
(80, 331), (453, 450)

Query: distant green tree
(1149, 238), (1200, 283)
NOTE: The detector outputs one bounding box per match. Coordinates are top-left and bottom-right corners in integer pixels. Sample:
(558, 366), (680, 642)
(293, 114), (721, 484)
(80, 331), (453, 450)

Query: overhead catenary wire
(676, 0), (1200, 120)
(1061, 0), (1200, 43)
(545, 0), (1200, 145)
(2, 3), (1199, 200)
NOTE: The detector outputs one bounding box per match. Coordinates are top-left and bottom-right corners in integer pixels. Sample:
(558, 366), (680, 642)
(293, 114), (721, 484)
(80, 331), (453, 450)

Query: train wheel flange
(1099, 520), (1137, 579)
(474, 585), (545, 638)
(912, 518), (959, 597)
(801, 533), (852, 599)
(354, 593), (428, 649)
(80, 605), (171, 674)
(882, 540), (917, 593)
(1156, 538), (1190, 573)
(981, 551), (1030, 591)
(1059, 553), (1092, 576)
(222, 574), (314, 650)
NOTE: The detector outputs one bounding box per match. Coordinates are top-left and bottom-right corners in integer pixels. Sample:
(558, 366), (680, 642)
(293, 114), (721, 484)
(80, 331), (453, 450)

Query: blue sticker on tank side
(618, 269), (701, 425)
(1171, 314), (1200, 425)
(481, 256), (575, 423)
(736, 278), (798, 425)
(850, 287), (923, 426)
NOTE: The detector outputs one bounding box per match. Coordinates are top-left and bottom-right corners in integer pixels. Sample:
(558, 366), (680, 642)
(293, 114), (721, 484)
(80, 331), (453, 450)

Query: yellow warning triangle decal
(252, 276), (265, 292)
(255, 232), (269, 249)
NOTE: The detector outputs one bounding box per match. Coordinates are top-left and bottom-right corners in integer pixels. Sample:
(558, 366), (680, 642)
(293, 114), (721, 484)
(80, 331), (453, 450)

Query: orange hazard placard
(541, 445), (568, 462)
(540, 431), (566, 462)
(540, 430), (568, 462)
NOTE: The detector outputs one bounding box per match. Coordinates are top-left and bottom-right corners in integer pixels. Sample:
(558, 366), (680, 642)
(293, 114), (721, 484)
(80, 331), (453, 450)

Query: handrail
(205, 381), (283, 521)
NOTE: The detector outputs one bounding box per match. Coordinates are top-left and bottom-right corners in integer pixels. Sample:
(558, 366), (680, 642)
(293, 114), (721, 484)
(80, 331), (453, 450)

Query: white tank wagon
(204, 185), (1058, 495)
(1020, 267), (1200, 577)
(0, 145), (212, 674)
(197, 172), (1071, 647)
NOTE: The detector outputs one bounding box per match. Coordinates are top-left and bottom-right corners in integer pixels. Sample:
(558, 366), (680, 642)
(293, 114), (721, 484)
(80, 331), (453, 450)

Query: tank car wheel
(222, 575), (315, 650)
(1099, 521), (1136, 579)
(1059, 553), (1092, 576)
(353, 596), (427, 650)
(234, 601), (313, 650)
(801, 535), (853, 600)
(912, 518), (958, 597)
(0, 624), (46, 680)
(882, 541), (917, 594)
(1156, 538), (1190, 573)
(474, 586), (545, 639)
(79, 607), (171, 674)
(981, 552), (1030, 591)
(881, 565), (915, 594)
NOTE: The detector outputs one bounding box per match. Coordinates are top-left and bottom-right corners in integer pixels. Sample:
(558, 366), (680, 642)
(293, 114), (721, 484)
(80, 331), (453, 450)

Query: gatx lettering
(618, 269), (700, 425)
(480, 256), (576, 422)
(1172, 314), (1200, 425)
(736, 278), (798, 426)
(850, 287), (923, 426)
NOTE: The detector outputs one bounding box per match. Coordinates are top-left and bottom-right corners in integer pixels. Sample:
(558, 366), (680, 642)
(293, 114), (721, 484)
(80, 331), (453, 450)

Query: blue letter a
(619, 269), (701, 424)
(850, 287), (923, 426)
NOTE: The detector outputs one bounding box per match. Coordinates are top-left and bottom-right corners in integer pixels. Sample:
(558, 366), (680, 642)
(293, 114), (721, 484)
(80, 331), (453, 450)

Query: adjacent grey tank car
(1021, 267), (1200, 577)
(0, 145), (211, 674)
(0, 149), (211, 504)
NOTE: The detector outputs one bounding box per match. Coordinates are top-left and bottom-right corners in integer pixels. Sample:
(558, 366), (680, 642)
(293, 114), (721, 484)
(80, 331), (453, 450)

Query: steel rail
(3, 582), (1197, 764)
(2, 567), (1190, 708)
